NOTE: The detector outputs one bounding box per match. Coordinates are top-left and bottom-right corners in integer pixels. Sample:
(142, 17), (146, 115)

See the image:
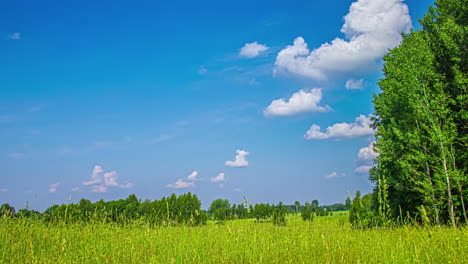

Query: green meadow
(1, 213), (466, 264)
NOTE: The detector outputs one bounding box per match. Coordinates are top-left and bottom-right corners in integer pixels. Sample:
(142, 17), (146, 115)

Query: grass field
(1, 213), (466, 264)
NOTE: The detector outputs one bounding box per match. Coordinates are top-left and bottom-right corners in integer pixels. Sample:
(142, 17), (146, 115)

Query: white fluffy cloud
(355, 142), (378, 174)
(225, 149), (249, 167)
(325, 172), (345, 179)
(345, 79), (365, 90)
(211, 173), (225, 183)
(49, 183), (60, 193)
(239, 42), (269, 58)
(358, 141), (379, 161)
(264, 88), (331, 117)
(274, 0), (411, 80)
(167, 179), (195, 189)
(167, 170), (199, 189)
(187, 171), (199, 181)
(355, 165), (373, 174)
(82, 165), (132, 192)
(305, 114), (374, 140)
(103, 171), (120, 187)
(83, 165), (103, 186)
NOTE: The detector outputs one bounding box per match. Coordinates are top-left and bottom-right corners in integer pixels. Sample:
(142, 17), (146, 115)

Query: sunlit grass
(1, 213), (466, 263)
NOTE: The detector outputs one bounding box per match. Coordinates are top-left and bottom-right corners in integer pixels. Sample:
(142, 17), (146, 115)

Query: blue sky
(1, 0), (435, 211)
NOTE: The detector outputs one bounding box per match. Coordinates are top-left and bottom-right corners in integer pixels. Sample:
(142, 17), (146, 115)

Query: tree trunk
(425, 160), (440, 225)
(449, 148), (468, 225)
(458, 184), (468, 225)
(440, 142), (456, 227)
(416, 119), (441, 225)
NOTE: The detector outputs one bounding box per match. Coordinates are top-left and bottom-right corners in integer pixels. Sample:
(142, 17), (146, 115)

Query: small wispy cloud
(167, 179), (195, 189)
(325, 172), (345, 179)
(82, 165), (132, 193)
(355, 165), (373, 174)
(345, 79), (365, 90)
(305, 114), (374, 140)
(92, 185), (108, 193)
(239, 42), (269, 58)
(8, 32), (21, 40)
(151, 134), (172, 144)
(198, 66), (208, 75)
(49, 183), (60, 193)
(357, 142), (378, 161)
(58, 147), (73, 155)
(225, 149), (249, 167)
(187, 171), (199, 181)
(0, 188), (8, 193)
(83, 165), (104, 186)
(211, 173), (225, 183)
(167, 170), (199, 189)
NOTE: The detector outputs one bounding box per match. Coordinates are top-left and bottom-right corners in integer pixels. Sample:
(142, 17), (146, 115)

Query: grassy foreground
(1, 214), (466, 264)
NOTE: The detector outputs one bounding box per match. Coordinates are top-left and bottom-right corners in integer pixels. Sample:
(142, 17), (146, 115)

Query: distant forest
(0, 193), (346, 227)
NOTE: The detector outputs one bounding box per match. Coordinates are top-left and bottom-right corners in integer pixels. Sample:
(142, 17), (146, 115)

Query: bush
(349, 191), (376, 228)
(301, 202), (314, 222)
(272, 202), (287, 226)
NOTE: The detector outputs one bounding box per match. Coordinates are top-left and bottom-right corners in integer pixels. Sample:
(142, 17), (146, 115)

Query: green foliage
(208, 199), (230, 219)
(38, 193), (206, 226)
(8, 195), (345, 226)
(194, 210), (208, 225)
(213, 208), (230, 221)
(349, 191), (381, 228)
(204, 198), (253, 221)
(0, 203), (16, 217)
(372, 0), (467, 226)
(253, 203), (273, 221)
(294, 201), (301, 214)
(272, 202), (287, 226)
(234, 203), (249, 219)
(315, 208), (331, 217)
(16, 208), (41, 219)
(349, 191), (364, 228)
(321, 203), (347, 212)
(345, 197), (352, 210)
(301, 202), (314, 221)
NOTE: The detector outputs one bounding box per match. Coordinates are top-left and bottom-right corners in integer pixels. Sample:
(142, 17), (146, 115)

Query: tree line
(1, 195), (346, 227)
(1, 193), (207, 226)
(207, 198), (340, 225)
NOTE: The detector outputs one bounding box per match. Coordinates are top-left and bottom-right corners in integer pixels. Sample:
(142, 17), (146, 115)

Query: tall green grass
(1, 214), (466, 263)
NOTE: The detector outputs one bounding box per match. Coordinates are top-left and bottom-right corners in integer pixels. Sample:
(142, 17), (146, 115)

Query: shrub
(301, 202), (314, 222)
(272, 202), (287, 226)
